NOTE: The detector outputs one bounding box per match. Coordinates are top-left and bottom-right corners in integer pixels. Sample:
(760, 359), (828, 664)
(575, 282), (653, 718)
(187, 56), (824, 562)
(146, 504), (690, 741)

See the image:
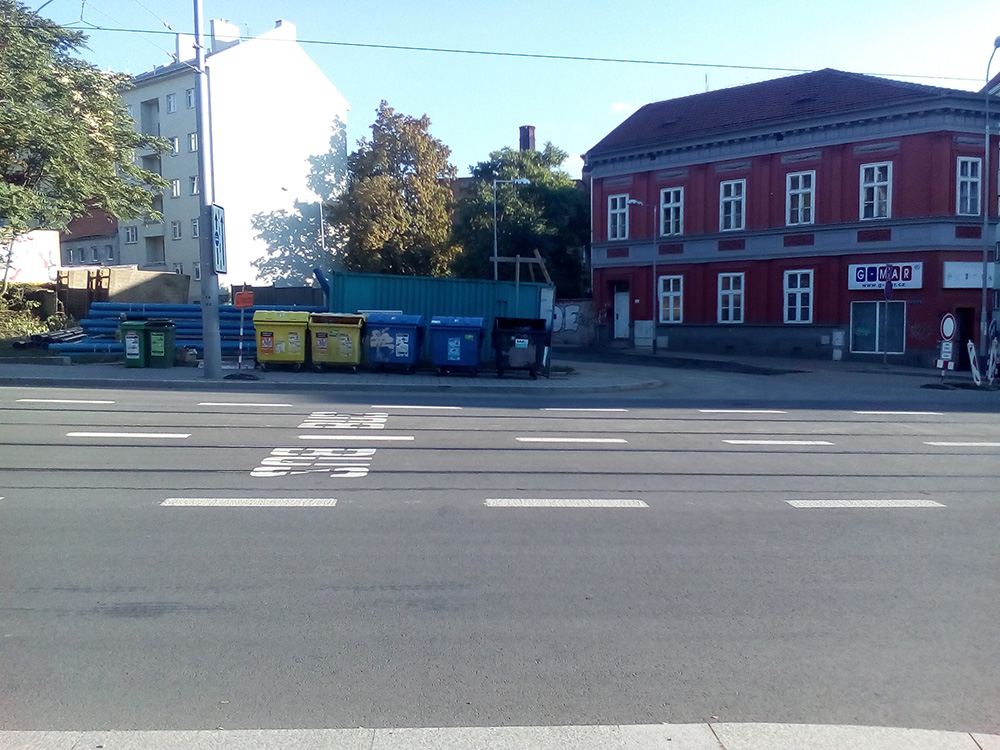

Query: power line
(2, 20), (984, 85)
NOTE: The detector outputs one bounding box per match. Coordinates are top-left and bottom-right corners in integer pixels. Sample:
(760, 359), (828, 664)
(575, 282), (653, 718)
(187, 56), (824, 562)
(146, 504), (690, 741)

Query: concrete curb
(1, 723), (996, 749)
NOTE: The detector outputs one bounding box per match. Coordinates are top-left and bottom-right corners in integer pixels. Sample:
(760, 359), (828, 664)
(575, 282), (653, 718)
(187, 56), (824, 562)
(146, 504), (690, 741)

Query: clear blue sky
(36, 0), (1000, 178)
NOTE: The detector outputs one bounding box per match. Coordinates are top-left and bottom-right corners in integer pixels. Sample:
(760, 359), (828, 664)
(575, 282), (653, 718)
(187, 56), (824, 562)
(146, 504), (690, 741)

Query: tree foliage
(0, 0), (167, 291)
(252, 119), (348, 285)
(451, 143), (589, 298)
(328, 101), (457, 276)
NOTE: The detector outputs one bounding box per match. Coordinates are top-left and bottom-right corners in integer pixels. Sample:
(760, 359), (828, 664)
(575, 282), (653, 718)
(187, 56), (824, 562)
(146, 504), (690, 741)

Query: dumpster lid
(365, 313), (424, 326)
(430, 316), (484, 328)
(252, 310), (311, 323)
(310, 313), (364, 325)
(493, 317), (547, 331)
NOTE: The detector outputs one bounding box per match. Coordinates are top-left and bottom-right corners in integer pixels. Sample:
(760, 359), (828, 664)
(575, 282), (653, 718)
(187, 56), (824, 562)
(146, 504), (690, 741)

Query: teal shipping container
(324, 271), (553, 363)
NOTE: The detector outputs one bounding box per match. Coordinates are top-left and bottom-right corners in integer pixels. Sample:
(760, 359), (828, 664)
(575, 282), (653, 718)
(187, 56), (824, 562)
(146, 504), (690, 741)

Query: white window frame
(186, 88), (196, 109)
(193, 262), (202, 281)
(124, 226), (138, 244)
(718, 272), (744, 324)
(783, 269), (813, 324)
(957, 156), (981, 216)
(608, 194), (629, 240)
(173, 263), (184, 275)
(786, 171), (815, 226)
(170, 179), (181, 198)
(188, 132), (198, 152)
(190, 176), (200, 195)
(659, 187), (683, 237)
(168, 136), (179, 155)
(860, 161), (892, 220)
(171, 220), (182, 240)
(658, 275), (683, 324)
(191, 218), (200, 238)
(166, 93), (177, 113)
(850, 300), (906, 354)
(719, 179), (745, 232)
(89, 246), (99, 262)
(105, 244), (114, 261)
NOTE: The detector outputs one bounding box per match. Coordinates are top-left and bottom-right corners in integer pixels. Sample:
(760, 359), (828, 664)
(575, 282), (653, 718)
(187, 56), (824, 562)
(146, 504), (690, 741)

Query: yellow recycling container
(309, 313), (364, 371)
(253, 310), (310, 370)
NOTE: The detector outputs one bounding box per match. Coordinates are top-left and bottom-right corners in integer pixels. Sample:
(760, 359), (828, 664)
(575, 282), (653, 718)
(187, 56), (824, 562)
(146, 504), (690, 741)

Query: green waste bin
(121, 320), (148, 368)
(146, 319), (176, 368)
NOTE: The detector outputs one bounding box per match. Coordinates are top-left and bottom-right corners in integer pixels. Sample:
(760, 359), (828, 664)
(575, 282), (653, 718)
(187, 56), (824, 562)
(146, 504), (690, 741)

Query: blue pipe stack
(48, 302), (324, 355)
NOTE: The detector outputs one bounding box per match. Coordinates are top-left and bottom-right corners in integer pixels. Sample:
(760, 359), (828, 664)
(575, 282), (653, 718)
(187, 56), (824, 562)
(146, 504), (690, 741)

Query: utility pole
(194, 0), (222, 379)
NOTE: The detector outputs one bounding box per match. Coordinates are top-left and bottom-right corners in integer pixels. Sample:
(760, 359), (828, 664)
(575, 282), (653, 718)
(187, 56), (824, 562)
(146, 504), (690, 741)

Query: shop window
(850, 300), (905, 354)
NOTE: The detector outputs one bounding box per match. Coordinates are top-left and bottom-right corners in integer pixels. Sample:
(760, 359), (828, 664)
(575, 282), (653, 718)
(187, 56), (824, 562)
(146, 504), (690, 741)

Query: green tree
(451, 143), (589, 298)
(328, 101), (457, 276)
(0, 0), (167, 293)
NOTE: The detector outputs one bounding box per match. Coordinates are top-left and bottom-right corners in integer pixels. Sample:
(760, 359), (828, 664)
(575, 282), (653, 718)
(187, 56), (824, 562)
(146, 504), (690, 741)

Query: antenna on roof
(705, 74), (709, 92)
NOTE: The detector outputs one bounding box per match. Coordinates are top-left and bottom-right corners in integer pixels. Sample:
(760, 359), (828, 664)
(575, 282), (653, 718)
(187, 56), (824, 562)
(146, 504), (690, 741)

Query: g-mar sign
(848, 262), (923, 290)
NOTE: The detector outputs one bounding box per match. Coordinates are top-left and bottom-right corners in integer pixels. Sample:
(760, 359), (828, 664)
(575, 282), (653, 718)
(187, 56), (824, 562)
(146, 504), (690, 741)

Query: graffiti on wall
(551, 299), (595, 345)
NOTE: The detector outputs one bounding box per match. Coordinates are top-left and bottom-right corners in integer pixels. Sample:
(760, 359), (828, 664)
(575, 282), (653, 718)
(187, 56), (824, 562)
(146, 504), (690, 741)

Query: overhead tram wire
(8, 19), (982, 85)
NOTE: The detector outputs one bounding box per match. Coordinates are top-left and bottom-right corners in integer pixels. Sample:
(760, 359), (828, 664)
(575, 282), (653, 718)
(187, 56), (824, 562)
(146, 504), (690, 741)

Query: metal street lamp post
(980, 36), (1000, 365)
(492, 178), (531, 281)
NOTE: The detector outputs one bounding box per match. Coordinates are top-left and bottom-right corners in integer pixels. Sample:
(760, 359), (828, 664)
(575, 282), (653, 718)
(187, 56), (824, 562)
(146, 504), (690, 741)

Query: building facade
(60, 206), (119, 269)
(119, 20), (349, 300)
(584, 69), (999, 366)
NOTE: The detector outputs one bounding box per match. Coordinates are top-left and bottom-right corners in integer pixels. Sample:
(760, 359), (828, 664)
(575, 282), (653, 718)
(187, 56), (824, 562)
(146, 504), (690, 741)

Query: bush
(0, 284), (71, 339)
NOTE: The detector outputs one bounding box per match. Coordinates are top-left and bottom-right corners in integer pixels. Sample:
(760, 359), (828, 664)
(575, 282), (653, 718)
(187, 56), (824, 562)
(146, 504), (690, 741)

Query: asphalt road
(0, 385), (997, 735)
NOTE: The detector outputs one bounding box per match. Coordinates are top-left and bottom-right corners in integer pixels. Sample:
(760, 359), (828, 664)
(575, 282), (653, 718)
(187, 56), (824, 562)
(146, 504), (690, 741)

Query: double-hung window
(658, 275), (683, 323)
(860, 162), (891, 219)
(719, 180), (745, 231)
(608, 194), (629, 240)
(957, 157), (981, 216)
(166, 93), (177, 113)
(171, 220), (182, 240)
(170, 179), (181, 198)
(718, 272), (744, 323)
(783, 269), (813, 324)
(660, 188), (683, 236)
(786, 171), (815, 226)
(124, 226), (138, 244)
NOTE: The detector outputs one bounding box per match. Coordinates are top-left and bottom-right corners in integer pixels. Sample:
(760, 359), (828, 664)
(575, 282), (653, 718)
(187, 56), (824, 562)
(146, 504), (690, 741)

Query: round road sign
(940, 313), (957, 341)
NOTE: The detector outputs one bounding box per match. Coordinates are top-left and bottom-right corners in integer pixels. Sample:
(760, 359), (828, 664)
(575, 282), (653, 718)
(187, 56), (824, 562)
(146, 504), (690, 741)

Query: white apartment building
(119, 19), (349, 300)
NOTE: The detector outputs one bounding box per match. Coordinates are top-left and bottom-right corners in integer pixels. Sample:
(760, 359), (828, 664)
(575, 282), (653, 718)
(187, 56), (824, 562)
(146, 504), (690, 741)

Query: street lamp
(980, 36), (1000, 363)
(492, 178), (531, 281)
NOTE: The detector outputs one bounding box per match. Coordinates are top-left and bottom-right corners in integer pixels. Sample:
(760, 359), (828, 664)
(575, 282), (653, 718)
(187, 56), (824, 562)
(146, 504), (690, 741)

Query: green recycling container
(146, 319), (176, 368)
(121, 320), (148, 368)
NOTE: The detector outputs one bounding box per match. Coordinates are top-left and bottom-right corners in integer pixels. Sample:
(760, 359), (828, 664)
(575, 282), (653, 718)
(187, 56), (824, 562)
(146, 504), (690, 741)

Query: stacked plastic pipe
(48, 302), (324, 355)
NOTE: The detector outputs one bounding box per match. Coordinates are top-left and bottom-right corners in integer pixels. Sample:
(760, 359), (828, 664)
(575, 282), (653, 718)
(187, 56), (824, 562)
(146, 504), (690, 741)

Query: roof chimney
(519, 125), (535, 152)
(210, 19), (240, 53)
(175, 33), (196, 62)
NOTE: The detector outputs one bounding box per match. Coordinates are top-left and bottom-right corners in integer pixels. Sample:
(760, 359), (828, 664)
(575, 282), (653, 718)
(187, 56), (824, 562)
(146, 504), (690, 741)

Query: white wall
(3, 231), (62, 283)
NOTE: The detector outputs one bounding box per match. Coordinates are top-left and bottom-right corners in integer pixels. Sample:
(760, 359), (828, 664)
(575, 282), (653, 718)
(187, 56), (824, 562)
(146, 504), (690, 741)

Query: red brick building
(584, 69), (999, 366)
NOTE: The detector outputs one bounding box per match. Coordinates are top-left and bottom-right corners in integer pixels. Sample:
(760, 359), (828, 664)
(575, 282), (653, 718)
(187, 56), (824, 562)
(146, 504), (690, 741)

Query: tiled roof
(587, 69), (979, 157)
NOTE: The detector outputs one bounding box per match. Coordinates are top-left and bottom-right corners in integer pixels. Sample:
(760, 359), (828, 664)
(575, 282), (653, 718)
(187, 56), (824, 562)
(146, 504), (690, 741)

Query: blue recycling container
(365, 313), (424, 372)
(429, 316), (484, 376)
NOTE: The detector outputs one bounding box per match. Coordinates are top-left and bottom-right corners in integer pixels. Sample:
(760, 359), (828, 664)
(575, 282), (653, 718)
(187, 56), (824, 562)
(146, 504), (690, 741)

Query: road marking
(371, 404), (462, 410)
(17, 398), (115, 404)
(198, 402), (294, 407)
(787, 499), (945, 508)
(699, 409), (787, 414)
(925, 441), (1000, 447)
(485, 498), (648, 508)
(162, 498), (337, 507)
(516, 437), (627, 444)
(298, 434), (414, 441)
(542, 408), (628, 412)
(66, 432), (190, 439)
(855, 410), (943, 416)
(724, 439), (833, 446)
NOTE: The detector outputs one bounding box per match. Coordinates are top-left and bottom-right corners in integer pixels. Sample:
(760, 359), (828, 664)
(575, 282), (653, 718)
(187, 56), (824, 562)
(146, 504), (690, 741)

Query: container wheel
(258, 361), (268, 372)
(436, 367), (445, 376)
(530, 369), (538, 380)
(293, 363), (302, 372)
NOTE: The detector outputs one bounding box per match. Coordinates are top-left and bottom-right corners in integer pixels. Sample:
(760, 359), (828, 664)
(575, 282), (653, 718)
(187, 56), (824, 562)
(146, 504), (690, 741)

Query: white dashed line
(371, 405), (462, 410)
(699, 409), (787, 414)
(18, 398), (115, 404)
(162, 498), (338, 507)
(855, 410), (943, 416)
(198, 402), (294, 407)
(485, 498), (648, 508)
(542, 408), (628, 412)
(298, 435), (414, 441)
(787, 499), (945, 508)
(67, 432), (190, 439)
(924, 441), (1000, 447)
(516, 437), (627, 444)
(724, 439), (833, 446)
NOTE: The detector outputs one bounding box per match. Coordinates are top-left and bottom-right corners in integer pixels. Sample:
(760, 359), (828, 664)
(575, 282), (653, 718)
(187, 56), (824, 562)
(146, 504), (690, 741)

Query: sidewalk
(1, 347), (999, 407)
